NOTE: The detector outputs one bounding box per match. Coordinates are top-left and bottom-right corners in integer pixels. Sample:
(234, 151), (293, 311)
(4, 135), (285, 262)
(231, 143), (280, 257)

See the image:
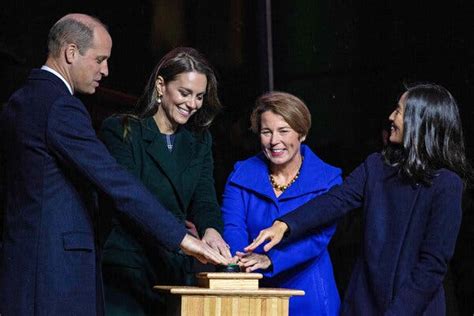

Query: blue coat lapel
(229, 145), (337, 201)
(230, 153), (275, 200)
(281, 146), (340, 200)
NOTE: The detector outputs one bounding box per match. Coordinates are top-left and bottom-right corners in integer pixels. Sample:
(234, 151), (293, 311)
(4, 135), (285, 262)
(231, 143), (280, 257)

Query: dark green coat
(100, 115), (223, 315)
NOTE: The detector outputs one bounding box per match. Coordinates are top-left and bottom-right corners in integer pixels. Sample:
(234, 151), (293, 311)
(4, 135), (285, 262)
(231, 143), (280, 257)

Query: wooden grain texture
(178, 295), (291, 316)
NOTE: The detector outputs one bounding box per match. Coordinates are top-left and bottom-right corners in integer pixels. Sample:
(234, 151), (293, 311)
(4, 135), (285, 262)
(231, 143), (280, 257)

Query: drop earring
(157, 93), (162, 104)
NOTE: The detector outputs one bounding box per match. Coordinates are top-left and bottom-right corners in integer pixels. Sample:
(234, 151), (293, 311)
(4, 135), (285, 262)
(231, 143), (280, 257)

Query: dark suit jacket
(99, 116), (222, 314)
(0, 69), (187, 316)
(279, 153), (463, 316)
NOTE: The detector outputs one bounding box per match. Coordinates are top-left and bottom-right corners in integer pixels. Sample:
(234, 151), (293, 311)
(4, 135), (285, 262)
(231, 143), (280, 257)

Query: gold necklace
(269, 157), (303, 192)
(269, 171), (300, 192)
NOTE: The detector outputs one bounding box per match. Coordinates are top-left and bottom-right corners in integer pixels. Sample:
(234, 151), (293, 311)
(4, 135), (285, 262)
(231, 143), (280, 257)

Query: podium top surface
(154, 285), (305, 297)
(196, 272), (263, 279)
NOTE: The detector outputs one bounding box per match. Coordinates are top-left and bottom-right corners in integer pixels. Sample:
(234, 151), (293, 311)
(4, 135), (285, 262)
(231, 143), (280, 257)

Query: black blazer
(99, 115), (223, 314)
(280, 153), (463, 315)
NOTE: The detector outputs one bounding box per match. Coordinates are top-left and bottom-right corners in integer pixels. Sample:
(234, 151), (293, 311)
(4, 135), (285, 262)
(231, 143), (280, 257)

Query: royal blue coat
(0, 69), (187, 315)
(222, 145), (342, 316)
(279, 153), (463, 315)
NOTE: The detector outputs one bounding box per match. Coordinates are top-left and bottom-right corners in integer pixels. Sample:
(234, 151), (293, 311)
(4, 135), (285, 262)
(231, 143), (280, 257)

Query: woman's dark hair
(132, 47), (221, 132)
(383, 83), (472, 185)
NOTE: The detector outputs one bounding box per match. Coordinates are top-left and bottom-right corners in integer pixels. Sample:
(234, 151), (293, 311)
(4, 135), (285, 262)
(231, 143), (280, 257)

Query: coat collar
(229, 145), (340, 201)
(30, 68), (71, 95)
(140, 117), (197, 202)
(41, 65), (73, 94)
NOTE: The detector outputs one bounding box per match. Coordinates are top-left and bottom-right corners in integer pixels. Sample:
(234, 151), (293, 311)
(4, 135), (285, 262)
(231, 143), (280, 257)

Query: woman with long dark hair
(247, 83), (472, 315)
(100, 47), (230, 315)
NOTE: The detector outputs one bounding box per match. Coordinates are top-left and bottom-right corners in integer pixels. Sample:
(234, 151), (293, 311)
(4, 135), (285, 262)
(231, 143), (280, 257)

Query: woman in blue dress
(221, 91), (341, 315)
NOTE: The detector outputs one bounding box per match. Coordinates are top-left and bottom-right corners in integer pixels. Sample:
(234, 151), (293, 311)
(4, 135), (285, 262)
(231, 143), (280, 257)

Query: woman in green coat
(100, 47), (231, 315)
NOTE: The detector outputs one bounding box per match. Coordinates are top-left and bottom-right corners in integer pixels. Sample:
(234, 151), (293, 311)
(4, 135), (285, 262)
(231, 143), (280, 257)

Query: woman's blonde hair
(250, 91), (311, 137)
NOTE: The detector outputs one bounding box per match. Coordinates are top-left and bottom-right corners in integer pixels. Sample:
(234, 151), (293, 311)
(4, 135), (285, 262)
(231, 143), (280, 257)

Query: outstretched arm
(47, 98), (228, 265)
(264, 223), (336, 276)
(245, 220), (289, 252)
(187, 132), (230, 258)
(246, 157), (369, 252)
(221, 177), (252, 255)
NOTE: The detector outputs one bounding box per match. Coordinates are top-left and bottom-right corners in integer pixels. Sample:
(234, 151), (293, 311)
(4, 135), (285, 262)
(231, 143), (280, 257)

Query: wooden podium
(154, 272), (304, 316)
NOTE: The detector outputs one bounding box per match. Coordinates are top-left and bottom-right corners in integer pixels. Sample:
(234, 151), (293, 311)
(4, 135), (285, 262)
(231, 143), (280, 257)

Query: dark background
(1, 1), (473, 314)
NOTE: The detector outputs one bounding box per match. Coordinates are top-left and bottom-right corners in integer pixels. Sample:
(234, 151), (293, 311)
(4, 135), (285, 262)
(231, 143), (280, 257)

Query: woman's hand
(235, 251), (272, 272)
(229, 255), (240, 265)
(244, 220), (289, 252)
(202, 228), (232, 259)
(180, 234), (229, 265)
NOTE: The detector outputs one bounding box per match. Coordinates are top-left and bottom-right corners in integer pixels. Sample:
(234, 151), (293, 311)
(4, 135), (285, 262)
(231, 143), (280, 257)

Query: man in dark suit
(0, 13), (228, 316)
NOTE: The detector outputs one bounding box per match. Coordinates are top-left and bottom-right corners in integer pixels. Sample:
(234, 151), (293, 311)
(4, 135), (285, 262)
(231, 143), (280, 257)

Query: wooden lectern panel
(154, 272), (304, 316)
(180, 295), (289, 316)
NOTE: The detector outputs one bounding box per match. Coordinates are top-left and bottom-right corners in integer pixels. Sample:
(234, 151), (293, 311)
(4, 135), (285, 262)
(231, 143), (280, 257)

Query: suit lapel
(172, 127), (196, 172)
(383, 174), (422, 243)
(32, 69), (71, 95)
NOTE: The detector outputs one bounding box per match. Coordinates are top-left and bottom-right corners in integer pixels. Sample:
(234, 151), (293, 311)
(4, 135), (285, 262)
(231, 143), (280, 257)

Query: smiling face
(260, 111), (305, 167)
(388, 92), (407, 144)
(70, 25), (112, 94)
(155, 71), (207, 133)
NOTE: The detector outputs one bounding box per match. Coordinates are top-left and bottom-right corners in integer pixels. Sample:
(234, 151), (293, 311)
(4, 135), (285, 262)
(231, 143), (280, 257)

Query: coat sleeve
(187, 132), (223, 236)
(46, 97), (187, 251)
(221, 173), (250, 256)
(385, 173), (463, 315)
(280, 157), (369, 242)
(265, 175), (342, 277)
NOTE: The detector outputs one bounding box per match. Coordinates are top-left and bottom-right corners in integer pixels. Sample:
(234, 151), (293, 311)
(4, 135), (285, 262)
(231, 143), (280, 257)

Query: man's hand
(202, 228), (232, 259)
(235, 251), (271, 272)
(180, 234), (229, 265)
(244, 220), (288, 253)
